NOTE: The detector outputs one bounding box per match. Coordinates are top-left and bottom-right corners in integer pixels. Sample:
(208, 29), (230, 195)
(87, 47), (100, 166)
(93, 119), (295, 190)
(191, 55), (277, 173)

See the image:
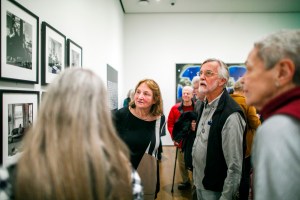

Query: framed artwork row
(0, 90), (39, 165)
(1, 0), (83, 85)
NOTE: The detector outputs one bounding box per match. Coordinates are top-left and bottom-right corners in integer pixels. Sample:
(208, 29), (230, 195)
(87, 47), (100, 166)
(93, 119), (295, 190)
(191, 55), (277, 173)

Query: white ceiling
(120, 0), (300, 14)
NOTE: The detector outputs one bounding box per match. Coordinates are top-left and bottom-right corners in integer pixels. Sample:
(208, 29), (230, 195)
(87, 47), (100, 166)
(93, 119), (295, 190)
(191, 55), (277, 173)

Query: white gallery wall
(1, 0), (125, 105)
(123, 13), (300, 145)
(1, 0), (300, 145)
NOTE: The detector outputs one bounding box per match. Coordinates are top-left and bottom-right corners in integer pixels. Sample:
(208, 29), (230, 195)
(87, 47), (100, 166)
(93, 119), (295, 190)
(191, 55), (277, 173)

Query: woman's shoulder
(115, 107), (130, 118)
(117, 106), (129, 113)
(259, 115), (300, 136)
(157, 114), (166, 122)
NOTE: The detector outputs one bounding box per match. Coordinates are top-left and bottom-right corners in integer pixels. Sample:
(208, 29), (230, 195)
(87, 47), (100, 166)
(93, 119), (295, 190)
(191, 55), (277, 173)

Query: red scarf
(261, 87), (300, 121)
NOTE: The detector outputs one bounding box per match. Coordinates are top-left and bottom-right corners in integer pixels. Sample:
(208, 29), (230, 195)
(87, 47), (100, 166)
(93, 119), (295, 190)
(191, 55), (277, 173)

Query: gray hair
(182, 85), (194, 93)
(202, 58), (229, 88)
(191, 76), (200, 85)
(233, 78), (244, 92)
(254, 29), (300, 84)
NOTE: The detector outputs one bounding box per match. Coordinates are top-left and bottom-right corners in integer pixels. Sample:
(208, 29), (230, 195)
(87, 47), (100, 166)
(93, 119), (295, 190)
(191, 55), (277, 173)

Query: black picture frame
(0, 90), (39, 165)
(67, 39), (82, 68)
(41, 21), (66, 85)
(1, 0), (39, 83)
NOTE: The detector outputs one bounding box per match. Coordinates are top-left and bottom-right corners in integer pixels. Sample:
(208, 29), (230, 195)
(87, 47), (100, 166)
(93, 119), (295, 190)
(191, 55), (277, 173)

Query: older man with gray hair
(192, 58), (246, 200)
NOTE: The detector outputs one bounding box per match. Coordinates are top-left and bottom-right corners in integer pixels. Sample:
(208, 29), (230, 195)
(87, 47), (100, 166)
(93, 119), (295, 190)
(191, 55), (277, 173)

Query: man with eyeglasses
(191, 58), (246, 200)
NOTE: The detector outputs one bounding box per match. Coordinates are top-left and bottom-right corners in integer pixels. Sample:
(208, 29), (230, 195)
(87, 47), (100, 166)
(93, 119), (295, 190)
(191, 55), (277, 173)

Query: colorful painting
(175, 63), (246, 101)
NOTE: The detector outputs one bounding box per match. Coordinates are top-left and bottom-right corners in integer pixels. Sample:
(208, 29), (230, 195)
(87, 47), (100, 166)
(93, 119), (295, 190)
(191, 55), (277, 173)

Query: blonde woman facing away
(0, 68), (143, 200)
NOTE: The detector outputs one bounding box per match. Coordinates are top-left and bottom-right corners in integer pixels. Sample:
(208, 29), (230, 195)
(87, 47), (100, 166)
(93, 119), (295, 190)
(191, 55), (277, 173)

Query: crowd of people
(0, 29), (299, 200)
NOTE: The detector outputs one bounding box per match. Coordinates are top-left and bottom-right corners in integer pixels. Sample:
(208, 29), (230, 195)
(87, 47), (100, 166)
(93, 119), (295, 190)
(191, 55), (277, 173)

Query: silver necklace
(201, 105), (214, 134)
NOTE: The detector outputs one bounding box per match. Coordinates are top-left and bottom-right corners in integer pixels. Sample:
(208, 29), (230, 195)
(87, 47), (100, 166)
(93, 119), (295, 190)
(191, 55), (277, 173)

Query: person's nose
(199, 73), (205, 80)
(137, 93), (144, 99)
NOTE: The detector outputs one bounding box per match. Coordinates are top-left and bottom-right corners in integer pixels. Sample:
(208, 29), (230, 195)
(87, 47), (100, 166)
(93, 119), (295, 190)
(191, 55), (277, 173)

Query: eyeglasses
(199, 70), (217, 77)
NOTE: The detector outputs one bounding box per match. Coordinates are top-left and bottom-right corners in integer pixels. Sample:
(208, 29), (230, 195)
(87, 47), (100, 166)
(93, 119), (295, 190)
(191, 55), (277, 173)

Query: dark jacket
(167, 101), (194, 148)
(172, 111), (198, 170)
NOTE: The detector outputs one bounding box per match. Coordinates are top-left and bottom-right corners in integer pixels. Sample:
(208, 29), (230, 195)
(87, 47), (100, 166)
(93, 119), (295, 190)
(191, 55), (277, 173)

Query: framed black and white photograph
(1, 0), (39, 83)
(67, 39), (82, 68)
(0, 90), (39, 165)
(41, 22), (66, 85)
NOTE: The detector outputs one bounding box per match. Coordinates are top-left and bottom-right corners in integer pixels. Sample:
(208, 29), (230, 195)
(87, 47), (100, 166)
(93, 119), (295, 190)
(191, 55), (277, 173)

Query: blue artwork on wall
(176, 63), (246, 102)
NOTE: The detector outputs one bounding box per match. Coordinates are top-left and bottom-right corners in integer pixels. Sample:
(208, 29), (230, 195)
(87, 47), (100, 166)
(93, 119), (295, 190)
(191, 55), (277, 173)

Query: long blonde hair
(16, 68), (132, 200)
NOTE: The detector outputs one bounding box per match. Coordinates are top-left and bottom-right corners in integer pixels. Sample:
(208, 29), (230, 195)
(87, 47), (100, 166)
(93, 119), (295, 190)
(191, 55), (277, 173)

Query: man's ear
(277, 58), (295, 85)
(218, 78), (227, 87)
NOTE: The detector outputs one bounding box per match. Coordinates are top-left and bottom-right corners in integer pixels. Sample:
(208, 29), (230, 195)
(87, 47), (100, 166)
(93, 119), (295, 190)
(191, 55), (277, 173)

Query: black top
(114, 107), (156, 169)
